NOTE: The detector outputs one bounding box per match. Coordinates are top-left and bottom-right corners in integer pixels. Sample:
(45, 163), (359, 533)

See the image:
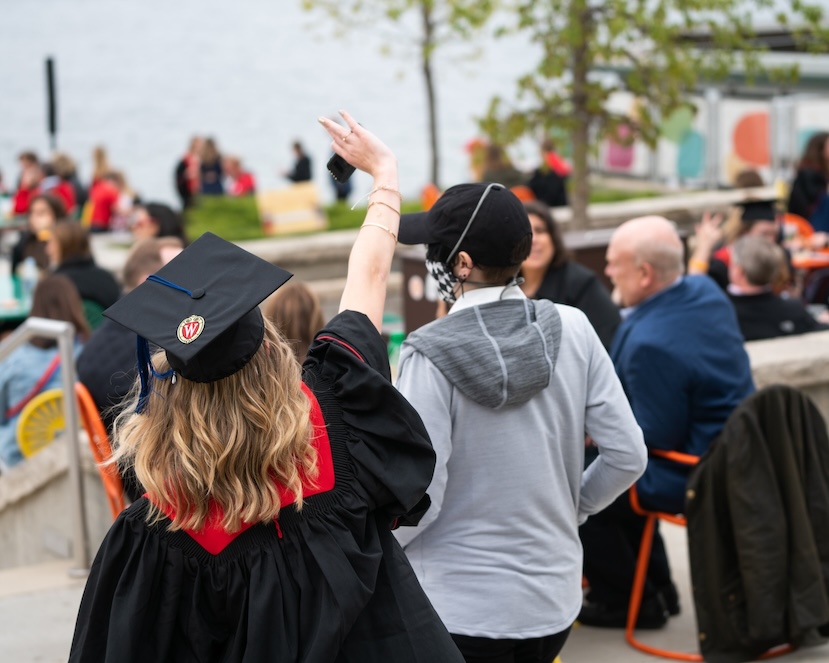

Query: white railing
(0, 317), (88, 574)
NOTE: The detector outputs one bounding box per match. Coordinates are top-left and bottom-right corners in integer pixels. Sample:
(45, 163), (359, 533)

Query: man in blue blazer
(579, 216), (755, 629)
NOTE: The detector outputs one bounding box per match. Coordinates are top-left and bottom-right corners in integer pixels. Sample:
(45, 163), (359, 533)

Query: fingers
(339, 109), (359, 133)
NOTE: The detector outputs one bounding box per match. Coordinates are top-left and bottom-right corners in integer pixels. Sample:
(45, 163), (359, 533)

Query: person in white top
(394, 182), (647, 663)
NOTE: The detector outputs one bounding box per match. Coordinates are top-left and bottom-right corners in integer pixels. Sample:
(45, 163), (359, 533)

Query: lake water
(0, 0), (536, 206)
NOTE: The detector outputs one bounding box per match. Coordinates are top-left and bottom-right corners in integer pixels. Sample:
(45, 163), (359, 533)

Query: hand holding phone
(327, 153), (356, 183)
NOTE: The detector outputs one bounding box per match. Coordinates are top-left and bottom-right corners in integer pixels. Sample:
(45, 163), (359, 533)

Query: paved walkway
(1, 524), (827, 662)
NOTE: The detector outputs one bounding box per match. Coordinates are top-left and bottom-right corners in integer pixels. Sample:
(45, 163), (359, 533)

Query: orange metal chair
(626, 449), (795, 661)
(626, 449), (702, 661)
(75, 382), (127, 520)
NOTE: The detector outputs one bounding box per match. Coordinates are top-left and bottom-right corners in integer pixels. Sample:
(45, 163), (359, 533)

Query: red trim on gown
(149, 382), (335, 555)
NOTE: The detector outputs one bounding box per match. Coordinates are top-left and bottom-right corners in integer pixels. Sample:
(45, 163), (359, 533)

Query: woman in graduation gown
(69, 112), (464, 663)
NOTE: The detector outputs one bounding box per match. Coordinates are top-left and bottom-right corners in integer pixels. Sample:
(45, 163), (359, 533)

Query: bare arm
(318, 111), (400, 333)
(687, 211), (723, 274)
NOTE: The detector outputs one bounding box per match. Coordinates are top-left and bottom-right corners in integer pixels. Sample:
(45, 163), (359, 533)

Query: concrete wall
(0, 438), (112, 571)
(745, 330), (829, 424)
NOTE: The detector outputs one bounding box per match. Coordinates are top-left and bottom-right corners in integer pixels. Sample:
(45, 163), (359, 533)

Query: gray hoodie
(395, 286), (646, 639)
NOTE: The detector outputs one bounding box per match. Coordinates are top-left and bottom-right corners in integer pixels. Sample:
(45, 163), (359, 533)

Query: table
(0, 274), (28, 327)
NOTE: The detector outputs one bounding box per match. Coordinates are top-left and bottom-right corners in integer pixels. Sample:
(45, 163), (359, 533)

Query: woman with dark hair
(131, 202), (188, 245)
(788, 132), (829, 230)
(0, 274), (90, 470)
(47, 222), (120, 328)
(10, 193), (67, 275)
(520, 201), (620, 348)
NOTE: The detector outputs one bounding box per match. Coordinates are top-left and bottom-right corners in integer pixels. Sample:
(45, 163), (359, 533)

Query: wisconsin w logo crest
(177, 315), (205, 344)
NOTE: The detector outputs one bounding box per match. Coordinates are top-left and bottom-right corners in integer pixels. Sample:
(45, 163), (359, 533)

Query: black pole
(46, 57), (57, 150)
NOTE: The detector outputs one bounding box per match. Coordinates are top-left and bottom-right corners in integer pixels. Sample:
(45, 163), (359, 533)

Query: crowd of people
(1, 117), (828, 661)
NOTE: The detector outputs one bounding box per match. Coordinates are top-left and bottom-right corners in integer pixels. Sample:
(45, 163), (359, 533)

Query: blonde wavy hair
(112, 318), (315, 532)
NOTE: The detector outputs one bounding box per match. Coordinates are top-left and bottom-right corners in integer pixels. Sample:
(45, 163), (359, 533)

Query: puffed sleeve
(304, 311), (435, 523)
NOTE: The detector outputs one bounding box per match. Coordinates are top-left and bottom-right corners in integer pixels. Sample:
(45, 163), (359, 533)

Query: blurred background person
(520, 201), (620, 349)
(0, 274), (90, 471)
(174, 136), (202, 208)
(52, 152), (86, 215)
(283, 140), (312, 183)
(11, 151), (42, 217)
(788, 131), (829, 231)
(10, 193), (67, 274)
(46, 222), (120, 329)
(199, 137), (224, 195)
(263, 280), (325, 362)
(728, 235), (829, 341)
(688, 199), (791, 293)
(86, 171), (121, 233)
(481, 144), (526, 189)
(89, 146), (112, 189)
(527, 138), (569, 208)
(130, 202), (188, 245)
(224, 155), (256, 196)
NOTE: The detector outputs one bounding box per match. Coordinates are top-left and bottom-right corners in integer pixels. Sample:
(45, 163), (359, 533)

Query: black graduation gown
(69, 311), (463, 663)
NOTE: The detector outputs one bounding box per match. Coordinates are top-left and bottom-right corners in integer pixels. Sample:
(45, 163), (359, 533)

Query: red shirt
(51, 180), (76, 215)
(229, 172), (256, 196)
(12, 185), (37, 215)
(89, 179), (120, 230)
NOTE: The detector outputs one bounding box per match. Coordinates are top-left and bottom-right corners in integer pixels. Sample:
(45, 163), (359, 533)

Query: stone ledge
(746, 330), (829, 389)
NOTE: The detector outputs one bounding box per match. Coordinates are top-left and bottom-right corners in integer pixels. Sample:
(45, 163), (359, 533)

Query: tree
(302, 0), (496, 188)
(480, 0), (828, 229)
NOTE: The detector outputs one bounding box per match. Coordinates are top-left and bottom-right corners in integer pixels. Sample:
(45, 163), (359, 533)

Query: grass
(183, 188), (663, 242)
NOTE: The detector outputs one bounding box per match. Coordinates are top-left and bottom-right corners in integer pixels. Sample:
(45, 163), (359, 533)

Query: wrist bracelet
(361, 222), (398, 243)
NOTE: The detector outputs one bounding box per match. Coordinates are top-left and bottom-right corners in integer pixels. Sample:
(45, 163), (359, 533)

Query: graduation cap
(104, 232), (293, 411)
(737, 198), (778, 223)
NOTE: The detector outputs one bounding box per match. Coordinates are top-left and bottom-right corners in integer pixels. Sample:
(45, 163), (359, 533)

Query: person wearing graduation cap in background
(69, 111), (465, 663)
(687, 197), (793, 294)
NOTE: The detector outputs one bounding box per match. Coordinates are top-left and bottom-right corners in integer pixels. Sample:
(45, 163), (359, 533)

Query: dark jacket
(533, 260), (620, 349)
(686, 385), (829, 662)
(54, 257), (121, 309)
(729, 291), (828, 341)
(610, 276), (754, 514)
(788, 168), (827, 222)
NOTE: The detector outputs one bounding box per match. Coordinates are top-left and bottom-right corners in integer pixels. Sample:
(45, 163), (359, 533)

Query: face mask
(426, 259), (461, 304)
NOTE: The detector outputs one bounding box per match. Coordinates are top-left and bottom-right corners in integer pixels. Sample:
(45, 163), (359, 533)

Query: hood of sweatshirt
(403, 298), (561, 409)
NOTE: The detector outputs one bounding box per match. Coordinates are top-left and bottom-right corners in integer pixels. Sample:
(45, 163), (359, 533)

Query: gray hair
(731, 235), (784, 287)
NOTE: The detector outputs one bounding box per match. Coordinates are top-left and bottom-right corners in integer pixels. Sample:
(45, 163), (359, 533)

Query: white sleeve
(578, 322), (647, 523)
(393, 345), (453, 548)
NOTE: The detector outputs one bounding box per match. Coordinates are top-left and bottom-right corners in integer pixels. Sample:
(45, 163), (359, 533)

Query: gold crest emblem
(177, 315), (205, 344)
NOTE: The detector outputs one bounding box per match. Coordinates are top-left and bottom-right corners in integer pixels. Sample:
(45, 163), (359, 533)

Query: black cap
(398, 183), (532, 266)
(104, 232), (292, 390)
(737, 198), (778, 223)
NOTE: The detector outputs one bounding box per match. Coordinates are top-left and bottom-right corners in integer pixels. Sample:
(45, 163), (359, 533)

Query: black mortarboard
(104, 232), (292, 409)
(737, 198), (778, 223)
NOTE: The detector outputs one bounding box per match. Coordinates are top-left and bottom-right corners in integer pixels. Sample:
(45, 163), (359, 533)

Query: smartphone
(327, 153), (356, 183)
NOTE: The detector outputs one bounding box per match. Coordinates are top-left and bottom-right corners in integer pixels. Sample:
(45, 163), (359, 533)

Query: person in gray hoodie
(393, 182), (648, 663)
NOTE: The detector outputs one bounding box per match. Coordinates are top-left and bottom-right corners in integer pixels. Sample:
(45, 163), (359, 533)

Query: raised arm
(318, 111), (400, 333)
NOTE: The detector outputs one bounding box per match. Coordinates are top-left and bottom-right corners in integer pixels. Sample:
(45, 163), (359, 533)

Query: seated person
(76, 237), (184, 431)
(10, 193), (66, 274)
(47, 222), (120, 328)
(130, 202), (188, 245)
(520, 200), (620, 348)
(0, 275), (90, 470)
(688, 199), (792, 294)
(580, 216), (755, 630)
(263, 280), (325, 362)
(728, 235), (829, 341)
(76, 237), (183, 501)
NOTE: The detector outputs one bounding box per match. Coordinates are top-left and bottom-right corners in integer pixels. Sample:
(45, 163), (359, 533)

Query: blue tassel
(135, 336), (175, 414)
